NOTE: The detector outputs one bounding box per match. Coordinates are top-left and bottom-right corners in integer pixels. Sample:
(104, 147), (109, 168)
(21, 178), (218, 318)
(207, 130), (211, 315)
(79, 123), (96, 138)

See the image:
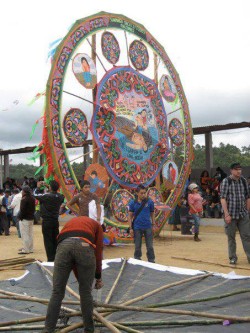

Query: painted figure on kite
(160, 75), (177, 103)
(89, 171), (105, 193)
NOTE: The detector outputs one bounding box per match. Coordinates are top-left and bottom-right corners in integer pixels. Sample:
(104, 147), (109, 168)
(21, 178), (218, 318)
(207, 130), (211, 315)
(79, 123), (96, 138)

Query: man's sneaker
(229, 258), (237, 265)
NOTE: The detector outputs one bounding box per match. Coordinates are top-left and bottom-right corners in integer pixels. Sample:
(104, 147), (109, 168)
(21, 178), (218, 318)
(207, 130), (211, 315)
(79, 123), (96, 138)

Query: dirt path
(1, 222), (250, 280)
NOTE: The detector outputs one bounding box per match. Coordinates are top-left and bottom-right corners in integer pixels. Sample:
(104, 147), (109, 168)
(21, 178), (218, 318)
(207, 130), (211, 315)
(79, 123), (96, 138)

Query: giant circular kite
(43, 12), (193, 242)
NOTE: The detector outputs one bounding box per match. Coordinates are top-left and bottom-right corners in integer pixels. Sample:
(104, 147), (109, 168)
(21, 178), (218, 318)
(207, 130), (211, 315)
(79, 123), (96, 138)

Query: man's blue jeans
(190, 213), (200, 234)
(44, 238), (96, 333)
(134, 228), (155, 262)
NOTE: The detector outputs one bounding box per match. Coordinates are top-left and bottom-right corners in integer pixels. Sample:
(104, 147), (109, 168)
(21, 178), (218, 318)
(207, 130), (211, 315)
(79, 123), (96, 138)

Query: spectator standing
(4, 190), (12, 228)
(42, 216), (103, 333)
(188, 183), (204, 241)
(8, 189), (22, 237)
(67, 180), (101, 221)
(200, 170), (211, 192)
(34, 180), (64, 262)
(202, 187), (212, 217)
(128, 185), (155, 263)
(18, 186), (35, 254)
(0, 189), (10, 236)
(211, 189), (222, 218)
(220, 163), (250, 265)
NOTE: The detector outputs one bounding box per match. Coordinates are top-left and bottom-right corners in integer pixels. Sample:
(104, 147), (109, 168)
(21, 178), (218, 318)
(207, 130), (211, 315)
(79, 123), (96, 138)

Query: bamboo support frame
(105, 258), (127, 304)
(121, 272), (213, 306)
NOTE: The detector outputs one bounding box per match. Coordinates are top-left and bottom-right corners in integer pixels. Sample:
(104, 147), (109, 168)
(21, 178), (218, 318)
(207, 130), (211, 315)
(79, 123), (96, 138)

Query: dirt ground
(1, 220), (250, 281)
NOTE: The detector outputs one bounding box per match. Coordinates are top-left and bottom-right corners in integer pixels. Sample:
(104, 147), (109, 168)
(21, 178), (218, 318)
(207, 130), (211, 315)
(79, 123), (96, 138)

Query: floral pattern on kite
(169, 118), (184, 146)
(92, 66), (169, 188)
(111, 189), (134, 223)
(63, 108), (88, 146)
(159, 75), (177, 103)
(129, 40), (149, 71)
(101, 31), (120, 65)
(72, 53), (97, 89)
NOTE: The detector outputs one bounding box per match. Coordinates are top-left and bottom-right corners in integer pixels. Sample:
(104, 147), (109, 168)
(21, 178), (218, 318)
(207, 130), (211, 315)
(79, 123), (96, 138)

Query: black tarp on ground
(0, 259), (250, 332)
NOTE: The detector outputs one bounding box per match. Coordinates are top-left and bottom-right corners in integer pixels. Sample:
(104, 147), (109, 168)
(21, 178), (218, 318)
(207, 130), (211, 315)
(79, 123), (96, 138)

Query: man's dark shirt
(34, 188), (64, 226)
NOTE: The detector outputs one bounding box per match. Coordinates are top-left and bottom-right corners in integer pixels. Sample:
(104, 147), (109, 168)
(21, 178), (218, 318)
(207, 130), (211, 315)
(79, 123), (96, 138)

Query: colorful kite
(42, 12), (193, 242)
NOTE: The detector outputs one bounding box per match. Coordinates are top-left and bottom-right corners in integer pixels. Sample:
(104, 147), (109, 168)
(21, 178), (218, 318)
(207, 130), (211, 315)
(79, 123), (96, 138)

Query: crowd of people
(199, 167), (228, 218)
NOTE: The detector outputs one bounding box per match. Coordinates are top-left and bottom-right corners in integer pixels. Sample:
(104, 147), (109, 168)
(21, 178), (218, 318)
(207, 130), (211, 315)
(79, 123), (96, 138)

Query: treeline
(7, 144), (250, 180)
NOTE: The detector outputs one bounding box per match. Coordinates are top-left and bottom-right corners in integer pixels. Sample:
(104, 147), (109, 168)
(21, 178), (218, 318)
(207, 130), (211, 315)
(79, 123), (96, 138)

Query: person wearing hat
(18, 186), (35, 254)
(220, 163), (250, 265)
(187, 183), (204, 241)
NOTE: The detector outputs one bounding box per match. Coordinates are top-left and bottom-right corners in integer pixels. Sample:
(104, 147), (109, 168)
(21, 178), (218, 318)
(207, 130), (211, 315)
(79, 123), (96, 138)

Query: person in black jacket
(34, 180), (64, 262)
(18, 186), (35, 254)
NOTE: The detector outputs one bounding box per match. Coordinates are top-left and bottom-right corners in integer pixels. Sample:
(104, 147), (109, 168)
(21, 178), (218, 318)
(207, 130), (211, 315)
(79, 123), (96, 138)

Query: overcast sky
(0, 0), (249, 165)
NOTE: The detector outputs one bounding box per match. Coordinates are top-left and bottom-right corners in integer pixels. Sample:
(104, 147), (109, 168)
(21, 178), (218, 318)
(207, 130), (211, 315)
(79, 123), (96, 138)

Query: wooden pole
(102, 179), (114, 206)
(111, 322), (143, 333)
(93, 302), (250, 323)
(58, 322), (82, 332)
(69, 147), (98, 163)
(92, 34), (98, 164)
(172, 256), (250, 271)
(0, 294), (80, 305)
(153, 52), (161, 191)
(145, 288), (250, 308)
(105, 258), (127, 304)
(0, 324), (66, 331)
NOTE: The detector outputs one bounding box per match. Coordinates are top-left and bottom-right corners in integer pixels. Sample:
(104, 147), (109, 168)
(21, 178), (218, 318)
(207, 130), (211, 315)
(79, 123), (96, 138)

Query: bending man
(42, 216), (103, 333)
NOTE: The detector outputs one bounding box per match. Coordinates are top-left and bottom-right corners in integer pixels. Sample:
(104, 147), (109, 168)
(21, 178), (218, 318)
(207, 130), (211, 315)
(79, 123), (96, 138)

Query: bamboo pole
(0, 294), (80, 305)
(36, 261), (121, 333)
(111, 322), (143, 333)
(102, 179), (114, 206)
(91, 34), (98, 165)
(94, 302), (250, 322)
(154, 52), (161, 191)
(0, 259), (35, 267)
(0, 262), (35, 271)
(97, 319), (222, 327)
(58, 322), (82, 332)
(0, 310), (82, 328)
(0, 324), (66, 331)
(0, 256), (29, 263)
(105, 258), (127, 304)
(69, 148), (98, 163)
(172, 256), (250, 271)
(121, 273), (213, 306)
(0, 315), (47, 328)
(145, 288), (250, 308)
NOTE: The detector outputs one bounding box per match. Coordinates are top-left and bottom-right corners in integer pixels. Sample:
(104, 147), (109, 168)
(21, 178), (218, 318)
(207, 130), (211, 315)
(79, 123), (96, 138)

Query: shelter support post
(205, 132), (213, 173)
(3, 155), (9, 180)
(0, 154), (3, 188)
(83, 144), (90, 173)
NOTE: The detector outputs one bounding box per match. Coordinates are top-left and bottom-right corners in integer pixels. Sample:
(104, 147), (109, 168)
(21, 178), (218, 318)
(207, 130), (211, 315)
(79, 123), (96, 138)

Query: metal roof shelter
(0, 122), (249, 187)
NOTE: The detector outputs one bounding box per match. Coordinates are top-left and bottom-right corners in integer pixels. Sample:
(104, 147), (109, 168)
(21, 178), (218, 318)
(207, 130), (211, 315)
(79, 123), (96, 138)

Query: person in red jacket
(43, 216), (103, 333)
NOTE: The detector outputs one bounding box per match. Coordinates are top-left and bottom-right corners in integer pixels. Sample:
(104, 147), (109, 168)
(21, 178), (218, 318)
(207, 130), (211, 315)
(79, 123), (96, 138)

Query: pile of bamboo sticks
(0, 259), (249, 332)
(0, 257), (35, 271)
